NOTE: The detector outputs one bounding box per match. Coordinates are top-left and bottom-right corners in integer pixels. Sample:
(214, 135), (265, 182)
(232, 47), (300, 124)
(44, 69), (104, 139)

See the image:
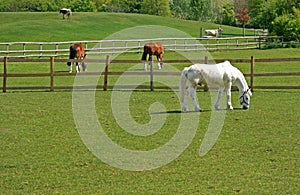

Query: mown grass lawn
(0, 88), (299, 194)
(0, 49), (299, 194)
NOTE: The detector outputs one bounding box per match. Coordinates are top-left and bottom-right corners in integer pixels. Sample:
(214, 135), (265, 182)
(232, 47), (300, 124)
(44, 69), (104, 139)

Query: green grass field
(0, 12), (299, 194)
(0, 12), (256, 42)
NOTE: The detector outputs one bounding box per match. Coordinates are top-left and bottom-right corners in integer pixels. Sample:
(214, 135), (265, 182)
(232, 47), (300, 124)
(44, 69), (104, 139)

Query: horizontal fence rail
(1, 36), (299, 59)
(1, 56), (300, 92)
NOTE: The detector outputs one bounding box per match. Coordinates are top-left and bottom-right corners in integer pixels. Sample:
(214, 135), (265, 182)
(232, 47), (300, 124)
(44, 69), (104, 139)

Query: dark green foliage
(70, 0), (97, 12)
(170, 0), (190, 20)
(218, 3), (236, 26)
(248, 0), (300, 32)
(140, 0), (171, 17)
(189, 0), (213, 21)
(272, 8), (300, 42)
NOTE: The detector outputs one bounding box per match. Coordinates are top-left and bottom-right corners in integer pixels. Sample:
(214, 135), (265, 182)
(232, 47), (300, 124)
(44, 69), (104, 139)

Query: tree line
(1, 0), (299, 38)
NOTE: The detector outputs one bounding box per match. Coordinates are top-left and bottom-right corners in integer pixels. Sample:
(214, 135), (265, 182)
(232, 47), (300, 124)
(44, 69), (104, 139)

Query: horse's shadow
(151, 109), (211, 115)
(151, 108), (244, 115)
(55, 70), (69, 73)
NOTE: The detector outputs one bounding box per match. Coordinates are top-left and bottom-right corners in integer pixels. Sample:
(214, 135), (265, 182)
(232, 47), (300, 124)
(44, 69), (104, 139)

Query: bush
(271, 8), (300, 40)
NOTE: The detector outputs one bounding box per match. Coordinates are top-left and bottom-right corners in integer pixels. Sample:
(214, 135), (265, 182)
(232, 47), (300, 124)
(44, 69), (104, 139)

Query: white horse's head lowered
(240, 88), (252, 109)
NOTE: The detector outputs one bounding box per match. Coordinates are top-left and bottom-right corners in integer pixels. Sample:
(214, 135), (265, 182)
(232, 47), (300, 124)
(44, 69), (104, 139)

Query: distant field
(0, 12), (299, 194)
(0, 12), (255, 42)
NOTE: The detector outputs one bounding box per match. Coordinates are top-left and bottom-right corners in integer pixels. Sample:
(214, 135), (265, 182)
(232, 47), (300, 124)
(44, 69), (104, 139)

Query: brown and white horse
(67, 44), (87, 73)
(141, 42), (164, 70)
(60, 8), (72, 20)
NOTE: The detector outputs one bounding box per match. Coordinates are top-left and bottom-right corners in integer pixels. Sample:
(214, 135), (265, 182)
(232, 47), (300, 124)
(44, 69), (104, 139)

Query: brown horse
(67, 44), (87, 73)
(141, 42), (164, 70)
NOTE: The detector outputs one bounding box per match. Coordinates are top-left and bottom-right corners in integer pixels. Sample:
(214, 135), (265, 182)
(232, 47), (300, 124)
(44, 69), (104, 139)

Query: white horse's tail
(180, 67), (189, 103)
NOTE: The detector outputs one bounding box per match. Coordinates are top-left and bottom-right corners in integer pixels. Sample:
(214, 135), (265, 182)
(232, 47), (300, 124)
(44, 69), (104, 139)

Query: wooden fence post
(200, 27), (203, 38)
(50, 57), (54, 91)
(204, 56), (209, 64)
(3, 57), (8, 93)
(39, 44), (43, 57)
(250, 56), (255, 91)
(55, 44), (59, 56)
(23, 44), (26, 56)
(204, 56), (209, 91)
(103, 55), (110, 91)
(150, 58), (154, 91)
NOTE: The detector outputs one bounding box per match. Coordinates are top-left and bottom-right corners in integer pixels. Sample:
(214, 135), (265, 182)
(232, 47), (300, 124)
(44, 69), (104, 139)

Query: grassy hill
(0, 12), (254, 42)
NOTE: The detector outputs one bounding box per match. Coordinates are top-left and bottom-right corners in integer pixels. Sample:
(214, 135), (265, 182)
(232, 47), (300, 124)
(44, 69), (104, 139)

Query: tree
(170, 0), (190, 20)
(189, 0), (213, 21)
(120, 0), (142, 13)
(235, 8), (250, 36)
(218, 2), (236, 26)
(70, 0), (97, 12)
(272, 8), (300, 40)
(141, 0), (170, 17)
(248, 0), (300, 30)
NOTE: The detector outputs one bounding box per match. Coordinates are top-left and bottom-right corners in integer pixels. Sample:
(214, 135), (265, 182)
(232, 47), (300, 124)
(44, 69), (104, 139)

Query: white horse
(204, 27), (223, 37)
(180, 61), (252, 112)
(60, 8), (72, 20)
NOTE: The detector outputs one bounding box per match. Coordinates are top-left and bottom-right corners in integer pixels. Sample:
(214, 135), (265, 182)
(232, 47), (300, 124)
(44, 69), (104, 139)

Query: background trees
(272, 7), (300, 39)
(141, 0), (170, 17)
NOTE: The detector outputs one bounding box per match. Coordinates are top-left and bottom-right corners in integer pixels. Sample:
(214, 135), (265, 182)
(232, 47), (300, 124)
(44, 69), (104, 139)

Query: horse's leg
(182, 83), (191, 112)
(82, 62), (87, 71)
(146, 55), (152, 70)
(157, 55), (162, 70)
(214, 87), (224, 110)
(190, 82), (202, 112)
(69, 63), (72, 73)
(225, 84), (233, 110)
(76, 62), (80, 72)
(144, 54), (151, 71)
(144, 57), (148, 71)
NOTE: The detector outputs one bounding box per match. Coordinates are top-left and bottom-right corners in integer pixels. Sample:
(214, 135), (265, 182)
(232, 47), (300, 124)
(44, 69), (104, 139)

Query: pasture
(1, 12), (300, 194)
(1, 49), (299, 194)
(1, 85), (299, 194)
(0, 12), (255, 42)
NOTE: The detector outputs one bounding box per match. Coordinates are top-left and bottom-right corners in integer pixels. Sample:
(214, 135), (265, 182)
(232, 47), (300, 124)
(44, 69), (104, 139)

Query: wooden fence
(1, 56), (300, 92)
(1, 36), (297, 59)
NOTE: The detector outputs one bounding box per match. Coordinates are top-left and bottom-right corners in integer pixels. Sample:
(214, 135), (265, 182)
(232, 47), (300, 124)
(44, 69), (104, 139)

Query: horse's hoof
(182, 108), (188, 113)
(195, 108), (202, 112)
(227, 106), (233, 110)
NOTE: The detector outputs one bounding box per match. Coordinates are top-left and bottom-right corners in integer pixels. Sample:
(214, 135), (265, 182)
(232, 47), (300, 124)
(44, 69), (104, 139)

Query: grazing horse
(204, 27), (222, 37)
(60, 8), (72, 20)
(141, 42), (164, 70)
(180, 61), (252, 112)
(67, 44), (87, 73)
